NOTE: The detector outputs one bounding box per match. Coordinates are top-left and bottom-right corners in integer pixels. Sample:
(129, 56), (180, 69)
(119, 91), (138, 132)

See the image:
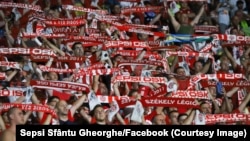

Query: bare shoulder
(0, 129), (15, 141)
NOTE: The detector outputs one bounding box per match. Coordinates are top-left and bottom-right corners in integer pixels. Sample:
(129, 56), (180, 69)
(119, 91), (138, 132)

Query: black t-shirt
(59, 119), (77, 125)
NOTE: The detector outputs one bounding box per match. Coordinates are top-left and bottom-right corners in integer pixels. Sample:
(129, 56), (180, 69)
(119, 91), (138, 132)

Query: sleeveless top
(177, 24), (194, 34)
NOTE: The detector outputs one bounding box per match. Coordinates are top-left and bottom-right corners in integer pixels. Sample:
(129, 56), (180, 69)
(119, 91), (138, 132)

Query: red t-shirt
(176, 78), (190, 90)
(176, 78), (191, 113)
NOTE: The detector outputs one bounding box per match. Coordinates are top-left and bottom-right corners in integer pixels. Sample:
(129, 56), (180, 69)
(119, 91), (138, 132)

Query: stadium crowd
(0, 0), (249, 137)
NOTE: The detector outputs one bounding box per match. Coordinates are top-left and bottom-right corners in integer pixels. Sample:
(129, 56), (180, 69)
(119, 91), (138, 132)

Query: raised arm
(5, 69), (18, 81)
(205, 87), (221, 114)
(23, 0), (39, 16)
(70, 94), (87, 116)
(182, 109), (196, 125)
(113, 82), (121, 96)
(4, 19), (15, 47)
(42, 37), (65, 56)
(149, 12), (162, 25)
(168, 9), (180, 33)
(223, 47), (238, 70)
(190, 4), (205, 26)
(200, 59), (212, 74)
(237, 91), (250, 113)
(0, 113), (6, 131)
